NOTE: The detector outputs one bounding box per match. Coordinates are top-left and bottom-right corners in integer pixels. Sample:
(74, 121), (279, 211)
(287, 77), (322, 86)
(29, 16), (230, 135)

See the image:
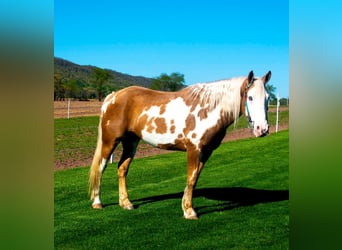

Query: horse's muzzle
(260, 128), (269, 137)
(253, 124), (269, 137)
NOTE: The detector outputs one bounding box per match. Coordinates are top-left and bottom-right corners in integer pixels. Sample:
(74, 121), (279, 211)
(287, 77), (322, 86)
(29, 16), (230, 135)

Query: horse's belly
(141, 131), (180, 148)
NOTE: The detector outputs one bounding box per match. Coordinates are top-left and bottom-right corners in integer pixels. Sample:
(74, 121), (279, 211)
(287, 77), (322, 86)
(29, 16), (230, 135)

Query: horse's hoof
(122, 204), (134, 210)
(184, 215), (199, 220)
(120, 199), (134, 210)
(92, 203), (103, 209)
(183, 209), (198, 220)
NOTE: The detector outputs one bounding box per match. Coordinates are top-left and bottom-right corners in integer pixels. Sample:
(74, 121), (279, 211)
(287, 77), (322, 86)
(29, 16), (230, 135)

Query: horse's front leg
(117, 135), (139, 210)
(118, 157), (134, 210)
(182, 149), (205, 220)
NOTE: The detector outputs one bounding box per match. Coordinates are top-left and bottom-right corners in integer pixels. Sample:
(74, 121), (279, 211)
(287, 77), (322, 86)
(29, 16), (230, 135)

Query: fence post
(276, 94), (280, 133)
(67, 98), (71, 119)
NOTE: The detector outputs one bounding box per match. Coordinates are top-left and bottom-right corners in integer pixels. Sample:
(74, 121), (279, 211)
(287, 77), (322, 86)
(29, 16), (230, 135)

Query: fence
(54, 99), (102, 119)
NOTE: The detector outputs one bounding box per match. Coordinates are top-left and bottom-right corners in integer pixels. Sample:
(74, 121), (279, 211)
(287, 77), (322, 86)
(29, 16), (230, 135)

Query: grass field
(54, 130), (288, 249)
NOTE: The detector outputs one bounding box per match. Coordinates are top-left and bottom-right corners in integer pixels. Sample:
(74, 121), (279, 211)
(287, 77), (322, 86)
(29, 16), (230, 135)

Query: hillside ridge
(54, 57), (153, 100)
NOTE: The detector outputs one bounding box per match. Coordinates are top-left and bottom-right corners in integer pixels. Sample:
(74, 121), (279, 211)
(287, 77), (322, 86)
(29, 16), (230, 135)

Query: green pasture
(54, 130), (289, 249)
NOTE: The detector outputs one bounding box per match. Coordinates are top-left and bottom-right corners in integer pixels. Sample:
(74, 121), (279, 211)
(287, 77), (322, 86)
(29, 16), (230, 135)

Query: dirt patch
(54, 100), (102, 119)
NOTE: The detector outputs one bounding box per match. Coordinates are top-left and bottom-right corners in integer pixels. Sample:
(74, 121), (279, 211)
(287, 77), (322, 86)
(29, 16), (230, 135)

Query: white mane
(188, 76), (246, 122)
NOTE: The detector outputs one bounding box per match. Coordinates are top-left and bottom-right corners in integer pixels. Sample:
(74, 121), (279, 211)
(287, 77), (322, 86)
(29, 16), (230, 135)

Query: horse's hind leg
(118, 133), (140, 210)
(89, 122), (119, 209)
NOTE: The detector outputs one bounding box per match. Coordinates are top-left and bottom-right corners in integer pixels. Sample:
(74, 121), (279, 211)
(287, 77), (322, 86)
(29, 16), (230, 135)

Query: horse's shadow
(193, 187), (288, 215)
(105, 187), (288, 216)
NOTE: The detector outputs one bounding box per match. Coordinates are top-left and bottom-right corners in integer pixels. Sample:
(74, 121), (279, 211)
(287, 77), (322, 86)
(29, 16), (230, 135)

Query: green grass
(55, 130), (288, 249)
(54, 117), (99, 166)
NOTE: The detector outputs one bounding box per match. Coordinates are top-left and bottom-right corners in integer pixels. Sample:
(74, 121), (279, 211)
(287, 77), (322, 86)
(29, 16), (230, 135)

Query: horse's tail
(89, 118), (103, 200)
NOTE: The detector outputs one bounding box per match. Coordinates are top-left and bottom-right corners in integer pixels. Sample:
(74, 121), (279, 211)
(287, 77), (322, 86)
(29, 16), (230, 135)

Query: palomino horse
(89, 70), (271, 219)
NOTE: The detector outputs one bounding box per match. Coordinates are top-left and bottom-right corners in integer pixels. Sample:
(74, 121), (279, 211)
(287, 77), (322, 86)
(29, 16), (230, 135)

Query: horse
(89, 70), (271, 219)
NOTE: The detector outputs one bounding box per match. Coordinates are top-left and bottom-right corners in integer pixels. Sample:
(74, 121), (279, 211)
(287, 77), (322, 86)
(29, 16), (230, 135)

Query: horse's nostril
(256, 126), (260, 130)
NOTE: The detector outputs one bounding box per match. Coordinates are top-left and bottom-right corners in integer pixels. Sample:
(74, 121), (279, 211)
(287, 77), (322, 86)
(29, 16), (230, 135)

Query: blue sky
(54, 0), (289, 97)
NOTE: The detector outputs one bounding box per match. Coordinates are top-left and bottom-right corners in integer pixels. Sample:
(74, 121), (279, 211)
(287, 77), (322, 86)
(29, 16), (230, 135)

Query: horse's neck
(219, 106), (242, 129)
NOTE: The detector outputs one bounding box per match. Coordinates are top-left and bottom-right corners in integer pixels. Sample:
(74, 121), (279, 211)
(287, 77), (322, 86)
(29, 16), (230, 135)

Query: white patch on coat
(99, 158), (107, 172)
(139, 97), (190, 146)
(138, 97), (222, 149)
(101, 92), (116, 114)
(92, 196), (101, 205)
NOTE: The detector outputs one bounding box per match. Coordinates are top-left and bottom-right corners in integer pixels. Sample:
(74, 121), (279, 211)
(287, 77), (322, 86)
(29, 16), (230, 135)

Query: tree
(279, 97), (289, 106)
(64, 79), (79, 99)
(54, 73), (66, 101)
(92, 68), (112, 101)
(150, 72), (185, 91)
(265, 84), (277, 105)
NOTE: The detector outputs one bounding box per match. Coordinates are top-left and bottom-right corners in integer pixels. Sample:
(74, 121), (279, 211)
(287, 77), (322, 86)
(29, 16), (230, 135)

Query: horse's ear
(245, 70), (254, 89)
(262, 71), (272, 85)
(248, 70), (254, 84)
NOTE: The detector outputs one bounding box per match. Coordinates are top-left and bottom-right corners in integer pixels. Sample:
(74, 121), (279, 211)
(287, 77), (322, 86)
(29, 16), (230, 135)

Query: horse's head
(243, 70), (272, 137)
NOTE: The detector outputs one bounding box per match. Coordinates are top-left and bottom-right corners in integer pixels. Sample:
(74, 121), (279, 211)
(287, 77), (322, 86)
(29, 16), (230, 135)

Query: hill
(54, 57), (152, 100)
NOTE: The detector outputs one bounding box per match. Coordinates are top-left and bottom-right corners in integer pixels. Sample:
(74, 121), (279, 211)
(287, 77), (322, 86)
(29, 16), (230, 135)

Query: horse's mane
(186, 76), (246, 122)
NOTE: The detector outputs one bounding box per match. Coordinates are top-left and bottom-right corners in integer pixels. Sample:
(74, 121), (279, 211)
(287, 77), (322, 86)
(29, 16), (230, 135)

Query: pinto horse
(89, 70), (271, 219)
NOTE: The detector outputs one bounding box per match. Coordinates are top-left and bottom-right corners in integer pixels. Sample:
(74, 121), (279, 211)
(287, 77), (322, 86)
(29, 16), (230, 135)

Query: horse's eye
(248, 96), (253, 101)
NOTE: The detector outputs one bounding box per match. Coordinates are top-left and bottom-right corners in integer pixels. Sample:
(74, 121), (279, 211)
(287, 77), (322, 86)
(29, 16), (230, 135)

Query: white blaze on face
(138, 97), (222, 148)
(246, 79), (269, 137)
